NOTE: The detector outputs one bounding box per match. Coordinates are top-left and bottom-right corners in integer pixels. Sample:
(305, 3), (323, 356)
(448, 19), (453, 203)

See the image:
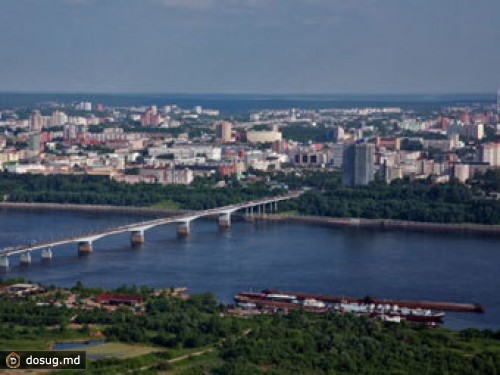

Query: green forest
(0, 283), (499, 374)
(0, 169), (499, 224)
(0, 172), (278, 210)
(276, 170), (500, 225)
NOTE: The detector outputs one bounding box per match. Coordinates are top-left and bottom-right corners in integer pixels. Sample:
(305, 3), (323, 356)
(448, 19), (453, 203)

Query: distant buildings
(139, 166), (193, 185)
(326, 126), (344, 142)
(29, 110), (44, 131)
(50, 110), (68, 127)
(480, 141), (500, 167)
(246, 124), (282, 144)
(342, 143), (376, 186)
(141, 106), (162, 127)
(375, 136), (400, 151)
(76, 102), (92, 111)
(215, 121), (233, 143)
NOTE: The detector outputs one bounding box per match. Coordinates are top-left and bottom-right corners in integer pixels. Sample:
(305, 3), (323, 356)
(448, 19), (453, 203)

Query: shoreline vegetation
(0, 281), (499, 374)
(1, 201), (500, 235)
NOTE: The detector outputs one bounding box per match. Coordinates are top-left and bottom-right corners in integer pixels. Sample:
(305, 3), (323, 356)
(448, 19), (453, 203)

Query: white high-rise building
(50, 110), (68, 127)
(480, 142), (500, 167)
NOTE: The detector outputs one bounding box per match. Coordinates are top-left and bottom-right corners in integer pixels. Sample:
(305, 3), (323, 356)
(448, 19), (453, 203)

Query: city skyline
(0, 0), (499, 94)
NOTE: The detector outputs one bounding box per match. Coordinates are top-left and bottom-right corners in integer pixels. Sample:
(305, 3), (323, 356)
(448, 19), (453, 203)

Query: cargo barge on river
(233, 289), (484, 325)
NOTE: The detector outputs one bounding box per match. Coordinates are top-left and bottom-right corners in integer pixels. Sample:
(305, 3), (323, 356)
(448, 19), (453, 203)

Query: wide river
(0, 208), (498, 330)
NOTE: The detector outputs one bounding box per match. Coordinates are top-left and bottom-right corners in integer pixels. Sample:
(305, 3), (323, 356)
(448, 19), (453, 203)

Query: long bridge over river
(0, 192), (302, 267)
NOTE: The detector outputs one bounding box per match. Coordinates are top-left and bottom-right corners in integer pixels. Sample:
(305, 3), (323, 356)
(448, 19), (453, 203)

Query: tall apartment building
(29, 110), (44, 131)
(342, 143), (376, 186)
(215, 121), (232, 143)
(480, 142), (500, 167)
(141, 106), (162, 127)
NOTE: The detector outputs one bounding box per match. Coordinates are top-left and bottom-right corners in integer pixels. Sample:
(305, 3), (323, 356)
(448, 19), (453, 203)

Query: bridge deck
(0, 192), (301, 257)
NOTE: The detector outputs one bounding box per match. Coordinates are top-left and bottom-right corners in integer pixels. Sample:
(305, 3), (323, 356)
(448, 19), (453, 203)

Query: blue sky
(0, 0), (499, 94)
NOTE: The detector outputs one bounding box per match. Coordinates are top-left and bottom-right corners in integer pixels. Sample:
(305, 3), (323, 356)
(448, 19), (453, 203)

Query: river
(0, 208), (498, 330)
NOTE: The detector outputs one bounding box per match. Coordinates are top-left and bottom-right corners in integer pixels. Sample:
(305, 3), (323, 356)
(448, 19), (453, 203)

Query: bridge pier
(218, 213), (231, 229)
(177, 222), (191, 236)
(41, 248), (53, 260)
(244, 207), (254, 222)
(0, 256), (9, 268)
(78, 241), (93, 255)
(20, 251), (32, 265)
(131, 230), (145, 245)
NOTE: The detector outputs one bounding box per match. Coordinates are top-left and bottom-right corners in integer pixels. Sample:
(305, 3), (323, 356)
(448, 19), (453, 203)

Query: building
(330, 143), (345, 168)
(76, 102), (92, 111)
(141, 106), (162, 127)
(480, 142), (500, 167)
(375, 136), (400, 151)
(139, 166), (194, 185)
(326, 126), (345, 142)
(28, 133), (42, 152)
(462, 123), (484, 140)
(50, 110), (68, 127)
(342, 143), (376, 186)
(215, 121), (233, 143)
(29, 110), (44, 131)
(246, 125), (282, 144)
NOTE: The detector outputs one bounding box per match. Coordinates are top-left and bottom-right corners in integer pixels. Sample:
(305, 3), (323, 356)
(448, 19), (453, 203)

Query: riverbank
(0, 202), (188, 216)
(2, 201), (500, 235)
(257, 214), (500, 235)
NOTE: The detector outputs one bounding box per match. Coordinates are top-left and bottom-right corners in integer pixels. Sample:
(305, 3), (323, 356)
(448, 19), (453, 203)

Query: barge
(234, 289), (484, 325)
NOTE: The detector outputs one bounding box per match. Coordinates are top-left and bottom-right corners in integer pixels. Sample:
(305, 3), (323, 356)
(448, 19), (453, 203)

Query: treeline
(0, 172), (279, 209)
(277, 171), (500, 224)
(1, 283), (499, 374)
(216, 311), (500, 374)
(281, 123), (327, 143)
(0, 296), (70, 326)
(76, 292), (245, 349)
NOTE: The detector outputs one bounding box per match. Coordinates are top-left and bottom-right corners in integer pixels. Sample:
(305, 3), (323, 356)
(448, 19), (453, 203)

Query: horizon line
(0, 90), (496, 97)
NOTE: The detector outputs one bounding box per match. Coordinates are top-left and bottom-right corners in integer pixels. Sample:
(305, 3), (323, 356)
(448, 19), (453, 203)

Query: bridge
(0, 192), (302, 267)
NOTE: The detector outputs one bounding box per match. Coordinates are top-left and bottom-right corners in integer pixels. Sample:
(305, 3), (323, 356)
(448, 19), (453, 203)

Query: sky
(0, 0), (499, 94)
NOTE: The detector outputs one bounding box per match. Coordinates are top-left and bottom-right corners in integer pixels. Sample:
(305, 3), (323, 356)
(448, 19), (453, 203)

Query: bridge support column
(20, 251), (32, 265)
(218, 213), (231, 229)
(41, 248), (53, 260)
(78, 241), (93, 255)
(131, 230), (145, 245)
(177, 222), (190, 236)
(245, 207), (254, 222)
(0, 256), (9, 268)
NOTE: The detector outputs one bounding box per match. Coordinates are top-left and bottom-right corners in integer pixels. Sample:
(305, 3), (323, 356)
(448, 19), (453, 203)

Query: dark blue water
(0, 209), (498, 330)
(0, 93), (494, 113)
(53, 340), (105, 350)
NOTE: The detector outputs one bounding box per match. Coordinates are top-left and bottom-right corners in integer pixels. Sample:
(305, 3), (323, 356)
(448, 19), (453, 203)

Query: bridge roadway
(0, 192), (301, 267)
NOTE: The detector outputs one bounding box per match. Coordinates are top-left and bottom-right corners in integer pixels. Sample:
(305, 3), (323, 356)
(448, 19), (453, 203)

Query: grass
(62, 342), (167, 359)
(164, 350), (223, 375)
(0, 327), (92, 351)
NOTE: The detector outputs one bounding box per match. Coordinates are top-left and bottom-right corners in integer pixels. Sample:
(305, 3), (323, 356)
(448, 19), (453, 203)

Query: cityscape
(1, 96), (499, 188)
(0, 0), (500, 374)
